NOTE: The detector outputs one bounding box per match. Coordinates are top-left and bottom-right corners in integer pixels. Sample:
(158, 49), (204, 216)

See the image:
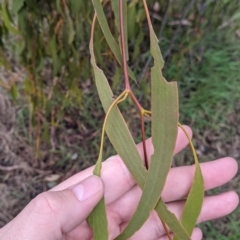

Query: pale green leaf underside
(142, 2), (204, 239)
(88, 1), (203, 239)
(116, 72), (178, 240)
(115, 2), (179, 238)
(95, 63), (190, 240)
(88, 198), (108, 240)
(95, 57), (190, 240)
(89, 17), (190, 240)
(173, 147), (204, 240)
(86, 19), (110, 239)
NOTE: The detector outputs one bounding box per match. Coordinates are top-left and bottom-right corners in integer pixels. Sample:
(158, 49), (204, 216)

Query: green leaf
(49, 36), (60, 75)
(86, 16), (109, 240)
(67, 20), (75, 45)
(92, 0), (135, 82)
(2, 0), (19, 34)
(17, 7), (26, 33)
(112, 66), (121, 90)
(96, 48), (190, 240)
(69, 0), (83, 15)
(142, 2), (204, 239)
(12, 0), (25, 14)
(116, 4), (179, 237)
(127, 2), (137, 39)
(111, 0), (120, 32)
(15, 40), (25, 55)
(63, 2), (75, 44)
(173, 126), (204, 239)
(89, 12), (190, 240)
(88, 198), (108, 240)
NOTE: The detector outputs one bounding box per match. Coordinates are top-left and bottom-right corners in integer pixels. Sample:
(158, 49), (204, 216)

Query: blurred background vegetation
(0, 0), (239, 238)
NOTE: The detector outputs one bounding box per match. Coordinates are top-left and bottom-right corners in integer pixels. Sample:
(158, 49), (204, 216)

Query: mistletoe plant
(87, 0), (204, 239)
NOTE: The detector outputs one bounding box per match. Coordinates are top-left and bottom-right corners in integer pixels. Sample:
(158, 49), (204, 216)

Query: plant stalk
(119, 0), (149, 169)
(119, 0), (131, 90)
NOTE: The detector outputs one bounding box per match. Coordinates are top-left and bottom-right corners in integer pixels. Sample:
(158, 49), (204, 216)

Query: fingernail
(71, 176), (102, 201)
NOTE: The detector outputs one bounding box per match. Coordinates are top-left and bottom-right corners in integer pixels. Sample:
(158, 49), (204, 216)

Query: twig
(119, 0), (130, 90)
(119, 0), (149, 169)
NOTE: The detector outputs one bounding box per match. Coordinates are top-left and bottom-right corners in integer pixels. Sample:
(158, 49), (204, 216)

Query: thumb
(1, 176), (104, 240)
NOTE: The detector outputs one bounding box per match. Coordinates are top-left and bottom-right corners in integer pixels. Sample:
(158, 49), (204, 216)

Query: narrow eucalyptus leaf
(111, 0), (120, 32)
(68, 20), (75, 45)
(116, 3), (179, 236)
(177, 165), (204, 236)
(88, 198), (108, 240)
(89, 12), (191, 240)
(69, 0), (82, 15)
(116, 77), (178, 240)
(63, 2), (75, 44)
(142, 2), (204, 239)
(127, 2), (137, 38)
(173, 135), (204, 239)
(96, 52), (190, 240)
(2, 1), (19, 34)
(86, 17), (109, 240)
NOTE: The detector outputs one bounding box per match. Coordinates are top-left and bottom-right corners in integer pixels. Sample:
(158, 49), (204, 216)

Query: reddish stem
(119, 0), (148, 169)
(129, 92), (148, 168)
(140, 114), (149, 169)
(119, 0), (131, 90)
(118, 1), (171, 239)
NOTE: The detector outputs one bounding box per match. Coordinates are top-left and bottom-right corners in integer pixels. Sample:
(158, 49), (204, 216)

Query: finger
(106, 158), (238, 237)
(1, 176), (103, 240)
(161, 157), (238, 202)
(113, 192), (238, 240)
(52, 126), (192, 205)
(166, 191), (239, 224)
(188, 228), (203, 240)
(111, 157), (237, 205)
(159, 227), (202, 240)
(130, 227), (202, 240)
(107, 157), (238, 220)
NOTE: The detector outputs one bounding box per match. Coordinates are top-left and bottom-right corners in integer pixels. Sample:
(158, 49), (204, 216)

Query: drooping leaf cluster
(88, 1), (204, 239)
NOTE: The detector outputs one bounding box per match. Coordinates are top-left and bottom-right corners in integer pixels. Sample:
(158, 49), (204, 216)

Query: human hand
(0, 126), (238, 240)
